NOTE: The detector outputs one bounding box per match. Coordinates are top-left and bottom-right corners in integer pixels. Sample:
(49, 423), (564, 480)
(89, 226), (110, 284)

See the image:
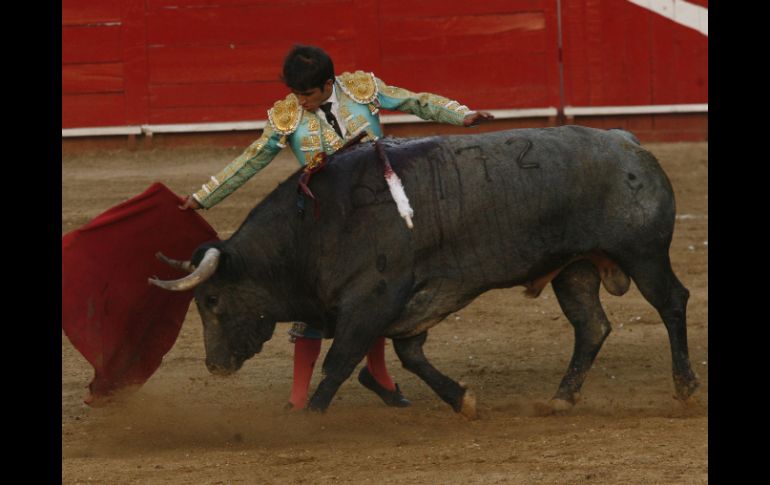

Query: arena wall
(62, 0), (707, 148)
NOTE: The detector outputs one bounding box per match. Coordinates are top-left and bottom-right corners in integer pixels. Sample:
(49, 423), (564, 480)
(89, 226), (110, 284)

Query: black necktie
(320, 102), (343, 137)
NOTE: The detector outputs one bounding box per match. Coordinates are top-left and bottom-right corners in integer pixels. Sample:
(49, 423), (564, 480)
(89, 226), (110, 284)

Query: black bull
(151, 125), (699, 418)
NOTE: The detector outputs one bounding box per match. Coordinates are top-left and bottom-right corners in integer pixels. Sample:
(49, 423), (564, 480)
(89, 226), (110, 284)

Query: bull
(150, 125), (699, 418)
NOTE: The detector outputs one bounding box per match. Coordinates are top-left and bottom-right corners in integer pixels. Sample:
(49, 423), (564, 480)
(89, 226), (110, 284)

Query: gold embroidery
(307, 116), (320, 132)
(430, 94), (453, 106)
(306, 152), (327, 171)
(268, 94), (302, 135)
(321, 126), (340, 148)
(347, 115), (369, 135)
(221, 165), (236, 180)
(382, 84), (412, 99)
(243, 139), (266, 158)
(300, 134), (322, 152)
(339, 104), (352, 120)
(455, 104), (470, 113)
(337, 71), (378, 104)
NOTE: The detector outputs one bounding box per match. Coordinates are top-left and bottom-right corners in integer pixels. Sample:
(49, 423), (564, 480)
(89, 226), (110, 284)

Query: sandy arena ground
(62, 135), (707, 484)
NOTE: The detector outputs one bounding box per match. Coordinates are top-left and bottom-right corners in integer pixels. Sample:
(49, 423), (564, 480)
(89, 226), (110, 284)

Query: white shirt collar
(315, 84), (346, 136)
(322, 84), (339, 108)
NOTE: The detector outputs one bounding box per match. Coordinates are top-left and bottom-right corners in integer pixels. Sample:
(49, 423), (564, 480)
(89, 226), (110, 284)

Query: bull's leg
(548, 260), (612, 412)
(305, 334), (374, 413)
(621, 253), (699, 402)
(305, 296), (399, 412)
(392, 332), (477, 419)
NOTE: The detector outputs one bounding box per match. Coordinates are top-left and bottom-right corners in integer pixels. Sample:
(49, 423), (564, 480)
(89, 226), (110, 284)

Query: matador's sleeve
(192, 124), (283, 209)
(374, 76), (474, 126)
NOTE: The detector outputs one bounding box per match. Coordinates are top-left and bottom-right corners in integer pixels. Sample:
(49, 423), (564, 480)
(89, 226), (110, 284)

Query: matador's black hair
(281, 44), (335, 91)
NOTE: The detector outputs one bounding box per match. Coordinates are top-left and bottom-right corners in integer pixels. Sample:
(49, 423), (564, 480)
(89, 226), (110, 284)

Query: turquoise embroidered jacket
(193, 71), (474, 208)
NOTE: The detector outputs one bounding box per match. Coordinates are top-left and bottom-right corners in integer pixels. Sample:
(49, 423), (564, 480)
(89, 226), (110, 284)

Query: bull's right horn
(155, 252), (195, 273)
(148, 247), (221, 291)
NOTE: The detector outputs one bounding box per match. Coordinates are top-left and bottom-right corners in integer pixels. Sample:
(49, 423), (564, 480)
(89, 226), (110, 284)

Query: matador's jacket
(192, 71), (474, 208)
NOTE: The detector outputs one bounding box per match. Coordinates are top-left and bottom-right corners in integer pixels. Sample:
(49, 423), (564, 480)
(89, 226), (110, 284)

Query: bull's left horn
(148, 247), (220, 291)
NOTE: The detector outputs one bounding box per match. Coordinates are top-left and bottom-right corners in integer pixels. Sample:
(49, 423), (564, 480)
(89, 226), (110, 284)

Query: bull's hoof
(675, 395), (700, 409)
(534, 395), (578, 416)
(548, 398), (575, 412)
(533, 402), (556, 416)
(305, 401), (328, 414)
(459, 388), (478, 420)
(674, 374), (700, 402)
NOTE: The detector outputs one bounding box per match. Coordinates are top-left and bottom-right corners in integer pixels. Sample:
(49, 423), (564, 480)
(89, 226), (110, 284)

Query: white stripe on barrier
(565, 104), (707, 116)
(626, 0), (708, 36)
(62, 104), (707, 138)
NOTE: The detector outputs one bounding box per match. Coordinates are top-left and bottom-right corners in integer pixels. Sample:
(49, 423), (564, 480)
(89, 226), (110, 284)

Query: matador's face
(291, 79), (334, 112)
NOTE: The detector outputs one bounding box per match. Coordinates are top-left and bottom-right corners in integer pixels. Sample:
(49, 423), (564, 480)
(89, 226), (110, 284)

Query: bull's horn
(148, 247), (221, 291)
(155, 252), (195, 273)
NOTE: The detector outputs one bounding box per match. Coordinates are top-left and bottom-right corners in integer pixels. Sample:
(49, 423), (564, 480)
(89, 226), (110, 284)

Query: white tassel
(384, 171), (414, 229)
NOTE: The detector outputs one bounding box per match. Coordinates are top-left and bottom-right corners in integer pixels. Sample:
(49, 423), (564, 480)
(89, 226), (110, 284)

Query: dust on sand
(62, 141), (707, 484)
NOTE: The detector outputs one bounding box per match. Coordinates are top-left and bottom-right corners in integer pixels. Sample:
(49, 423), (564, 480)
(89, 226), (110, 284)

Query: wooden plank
(380, 54), (552, 109)
(379, 13), (548, 60)
(379, 0), (547, 17)
(62, 63), (124, 94)
(561, 0), (705, 108)
(145, 2), (356, 46)
(62, 93), (125, 128)
(650, 13), (708, 104)
(62, 0), (122, 25)
(149, 81), (286, 108)
(560, 0), (587, 106)
(148, 105), (274, 124)
(147, 0), (342, 9)
(62, 25), (122, 64)
(380, 12), (547, 36)
(377, 8), (556, 109)
(148, 44), (286, 84)
(147, 38), (366, 85)
(593, 1), (652, 106)
(621, 3), (654, 106)
(381, 52), (551, 89)
(653, 113), (708, 131)
(121, 0), (151, 126)
(562, 0), (650, 106)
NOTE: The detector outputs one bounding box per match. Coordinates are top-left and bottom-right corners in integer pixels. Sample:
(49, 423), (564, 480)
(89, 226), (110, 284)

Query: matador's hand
(178, 195), (202, 210)
(463, 111), (495, 127)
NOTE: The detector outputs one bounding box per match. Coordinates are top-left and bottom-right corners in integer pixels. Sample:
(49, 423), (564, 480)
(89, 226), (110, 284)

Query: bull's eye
(206, 295), (219, 307)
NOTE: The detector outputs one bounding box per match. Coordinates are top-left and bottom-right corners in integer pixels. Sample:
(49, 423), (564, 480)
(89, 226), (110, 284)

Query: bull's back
(310, 126), (675, 336)
(392, 126), (674, 299)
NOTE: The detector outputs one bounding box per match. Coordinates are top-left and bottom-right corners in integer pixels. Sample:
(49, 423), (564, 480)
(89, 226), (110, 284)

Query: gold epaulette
(337, 71), (379, 104)
(267, 94), (303, 135)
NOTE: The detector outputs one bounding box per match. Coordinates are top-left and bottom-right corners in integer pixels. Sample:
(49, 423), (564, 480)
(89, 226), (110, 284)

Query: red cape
(62, 183), (219, 404)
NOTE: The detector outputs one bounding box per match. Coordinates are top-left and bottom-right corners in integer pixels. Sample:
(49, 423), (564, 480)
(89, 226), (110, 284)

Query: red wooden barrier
(62, 0), (707, 133)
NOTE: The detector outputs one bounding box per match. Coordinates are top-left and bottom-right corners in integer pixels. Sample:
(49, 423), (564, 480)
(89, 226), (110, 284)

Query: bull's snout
(205, 356), (240, 376)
